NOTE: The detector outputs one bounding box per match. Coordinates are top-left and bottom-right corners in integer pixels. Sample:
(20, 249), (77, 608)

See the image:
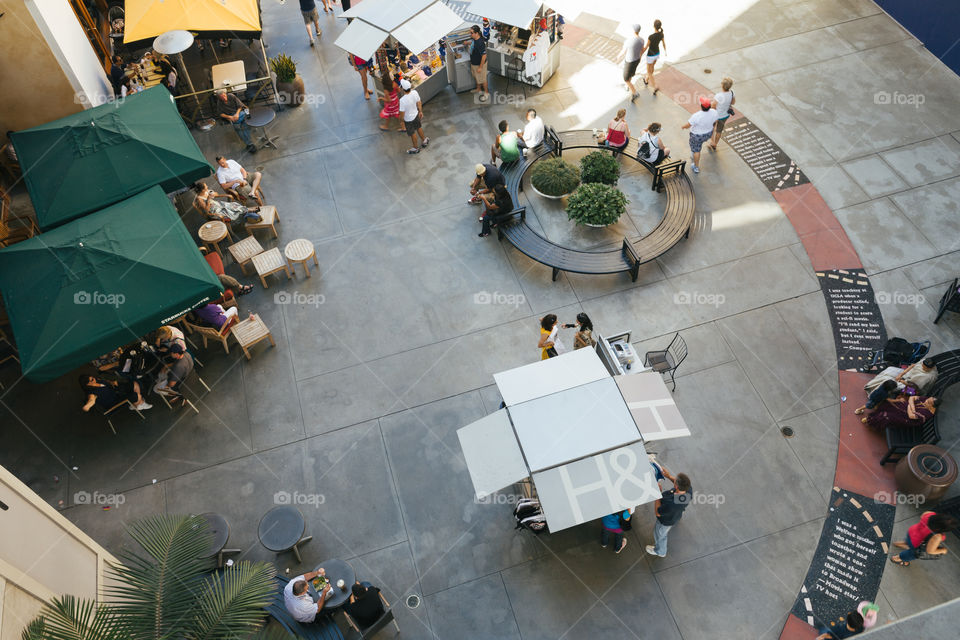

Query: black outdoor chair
(343, 592), (400, 639)
(265, 576), (344, 640)
(934, 278), (959, 324)
(644, 333), (688, 391)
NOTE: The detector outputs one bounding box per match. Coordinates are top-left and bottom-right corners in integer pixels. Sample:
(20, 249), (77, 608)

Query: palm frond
(186, 561), (277, 640)
(104, 514), (214, 639)
(20, 595), (126, 640)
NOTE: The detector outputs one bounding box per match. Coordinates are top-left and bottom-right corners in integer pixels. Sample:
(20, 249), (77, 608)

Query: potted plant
(270, 53), (305, 106)
(579, 150), (621, 185)
(530, 157), (580, 198)
(566, 182), (629, 227)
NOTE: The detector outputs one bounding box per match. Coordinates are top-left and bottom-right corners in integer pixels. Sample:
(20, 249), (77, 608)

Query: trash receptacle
(895, 444), (958, 502)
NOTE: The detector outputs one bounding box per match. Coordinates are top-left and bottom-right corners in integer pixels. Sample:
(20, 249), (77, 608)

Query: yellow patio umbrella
(123, 0), (262, 46)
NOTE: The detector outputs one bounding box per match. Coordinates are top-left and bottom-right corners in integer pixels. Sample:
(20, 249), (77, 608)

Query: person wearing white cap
(398, 79), (429, 154)
(616, 24), (646, 101)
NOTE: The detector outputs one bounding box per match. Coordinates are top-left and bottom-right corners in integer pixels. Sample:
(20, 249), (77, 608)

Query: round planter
(583, 221), (614, 228)
(276, 75), (305, 106)
(530, 182), (576, 200)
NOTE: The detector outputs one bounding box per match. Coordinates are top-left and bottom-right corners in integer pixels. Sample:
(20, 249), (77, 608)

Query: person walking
(708, 78), (735, 151)
(890, 511), (958, 566)
(644, 20), (665, 96)
(600, 509), (630, 553)
(320, 0), (336, 14)
(349, 53), (373, 100)
(398, 79), (429, 154)
(617, 24), (646, 101)
(469, 25), (489, 101)
(645, 469), (691, 558)
(299, 0), (322, 46)
(378, 74), (404, 131)
(681, 96), (718, 174)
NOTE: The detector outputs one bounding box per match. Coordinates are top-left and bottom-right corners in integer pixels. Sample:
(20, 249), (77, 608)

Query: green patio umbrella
(10, 86), (212, 230)
(0, 186), (223, 382)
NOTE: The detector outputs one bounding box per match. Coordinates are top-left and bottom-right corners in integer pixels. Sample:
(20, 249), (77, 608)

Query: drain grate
(405, 594), (422, 609)
(780, 426), (794, 438)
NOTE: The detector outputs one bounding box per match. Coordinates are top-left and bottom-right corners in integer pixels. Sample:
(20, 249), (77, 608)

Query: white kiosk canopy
(336, 0), (463, 58)
(457, 348), (691, 532)
(466, 0), (540, 28)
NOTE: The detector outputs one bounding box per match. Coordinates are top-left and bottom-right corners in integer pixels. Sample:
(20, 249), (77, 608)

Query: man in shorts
(618, 24), (646, 101)
(215, 156), (263, 206)
(399, 79), (429, 154)
(469, 25), (488, 101)
(299, 0), (322, 46)
(681, 96), (718, 174)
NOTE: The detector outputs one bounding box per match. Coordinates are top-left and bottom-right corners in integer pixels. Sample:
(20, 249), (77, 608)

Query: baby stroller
(863, 337), (930, 373)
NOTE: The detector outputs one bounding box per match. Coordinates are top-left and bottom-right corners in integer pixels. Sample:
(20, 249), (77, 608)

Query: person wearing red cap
(681, 96), (718, 174)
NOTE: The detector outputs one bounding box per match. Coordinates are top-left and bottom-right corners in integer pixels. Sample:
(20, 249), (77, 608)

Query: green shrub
(566, 182), (628, 226)
(579, 150), (620, 185)
(530, 157), (580, 196)
(269, 54), (298, 83)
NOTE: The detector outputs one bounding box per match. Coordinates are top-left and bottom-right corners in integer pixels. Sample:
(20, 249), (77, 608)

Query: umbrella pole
(260, 39), (282, 108)
(175, 52), (203, 113)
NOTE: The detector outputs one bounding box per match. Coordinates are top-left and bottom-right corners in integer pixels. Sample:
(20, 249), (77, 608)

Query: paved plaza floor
(3, 0), (960, 637)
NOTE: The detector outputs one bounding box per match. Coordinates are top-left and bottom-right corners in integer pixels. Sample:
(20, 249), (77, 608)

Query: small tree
(579, 151), (621, 185)
(530, 157), (580, 196)
(566, 183), (628, 226)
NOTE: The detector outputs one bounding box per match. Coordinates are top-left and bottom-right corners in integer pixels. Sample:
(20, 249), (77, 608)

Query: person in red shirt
(890, 511), (958, 566)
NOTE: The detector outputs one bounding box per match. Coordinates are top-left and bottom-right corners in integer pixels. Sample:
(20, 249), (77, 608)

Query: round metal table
(247, 107), (280, 150)
(194, 513), (241, 567)
(258, 505), (312, 562)
(308, 558), (356, 609)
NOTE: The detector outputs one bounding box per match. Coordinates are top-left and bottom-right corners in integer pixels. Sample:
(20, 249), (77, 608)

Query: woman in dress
(378, 74), (404, 131)
(599, 109), (630, 156)
(864, 393), (939, 430)
(644, 20), (665, 96)
(192, 182), (261, 228)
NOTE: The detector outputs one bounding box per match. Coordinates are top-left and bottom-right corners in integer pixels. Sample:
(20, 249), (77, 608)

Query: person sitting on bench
(597, 109), (630, 155)
(517, 108), (544, 156)
(478, 184), (514, 237)
(637, 122), (670, 165)
(468, 163), (504, 206)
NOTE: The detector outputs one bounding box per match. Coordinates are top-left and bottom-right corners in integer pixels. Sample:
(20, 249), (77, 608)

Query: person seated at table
(157, 58), (178, 95)
(597, 109), (630, 155)
(491, 120), (521, 166)
(284, 569), (334, 623)
(468, 163), (504, 207)
(215, 156), (263, 206)
(478, 184), (514, 237)
(80, 374), (152, 412)
(154, 325), (187, 361)
(344, 581), (386, 629)
(153, 345), (194, 397)
(865, 394), (939, 430)
(897, 358), (938, 394)
(194, 302), (239, 330)
(192, 182), (261, 228)
(214, 88), (256, 153)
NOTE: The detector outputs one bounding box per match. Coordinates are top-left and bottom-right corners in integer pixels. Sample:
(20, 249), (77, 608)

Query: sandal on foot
(854, 407), (865, 415)
(239, 284), (254, 295)
(890, 556), (909, 567)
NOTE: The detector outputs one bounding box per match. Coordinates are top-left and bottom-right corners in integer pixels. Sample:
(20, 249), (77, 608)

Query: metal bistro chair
(934, 278), (959, 324)
(343, 592), (401, 639)
(155, 361), (210, 415)
(643, 332), (688, 391)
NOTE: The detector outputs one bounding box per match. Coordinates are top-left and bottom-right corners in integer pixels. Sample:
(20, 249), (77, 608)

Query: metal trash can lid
(907, 444), (958, 487)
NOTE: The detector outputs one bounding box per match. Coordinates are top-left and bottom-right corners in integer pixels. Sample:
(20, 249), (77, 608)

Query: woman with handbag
(890, 511), (958, 566)
(537, 314), (573, 359)
(708, 77), (735, 151)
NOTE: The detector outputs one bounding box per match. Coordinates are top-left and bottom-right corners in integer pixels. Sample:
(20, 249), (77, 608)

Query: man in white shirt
(398, 79), (429, 155)
(680, 96), (718, 174)
(283, 569), (333, 623)
(518, 108), (544, 155)
(215, 156), (263, 206)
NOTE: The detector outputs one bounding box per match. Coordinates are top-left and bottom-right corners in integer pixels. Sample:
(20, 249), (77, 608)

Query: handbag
(545, 346), (558, 358)
(619, 511), (632, 530)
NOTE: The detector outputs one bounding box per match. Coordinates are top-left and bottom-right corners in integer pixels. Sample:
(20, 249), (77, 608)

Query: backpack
(513, 498), (548, 534)
(638, 134), (652, 159)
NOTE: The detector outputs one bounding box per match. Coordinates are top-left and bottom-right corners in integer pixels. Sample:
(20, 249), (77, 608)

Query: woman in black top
(645, 20), (665, 96)
(344, 582), (385, 629)
(478, 184), (514, 237)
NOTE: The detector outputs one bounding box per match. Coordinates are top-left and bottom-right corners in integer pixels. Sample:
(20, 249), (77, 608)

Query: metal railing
(173, 76), (280, 127)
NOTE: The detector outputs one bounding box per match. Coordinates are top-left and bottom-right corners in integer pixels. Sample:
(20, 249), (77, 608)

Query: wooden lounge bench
(494, 128), (695, 283)
(880, 349), (960, 465)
